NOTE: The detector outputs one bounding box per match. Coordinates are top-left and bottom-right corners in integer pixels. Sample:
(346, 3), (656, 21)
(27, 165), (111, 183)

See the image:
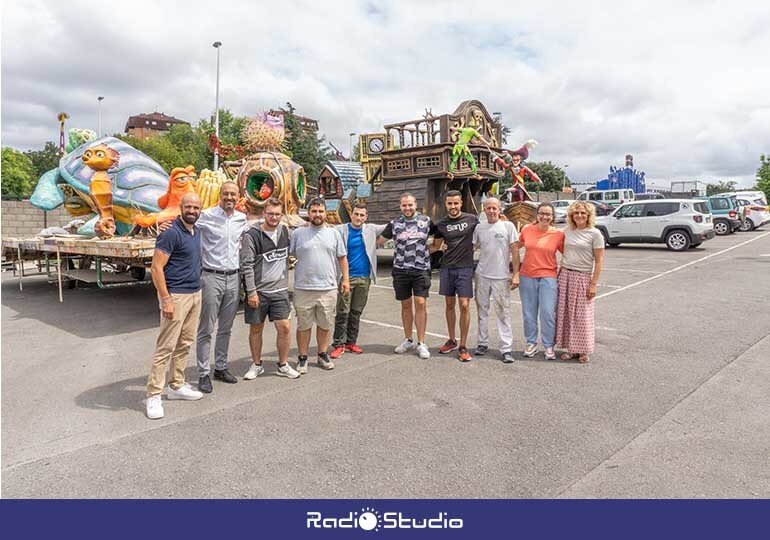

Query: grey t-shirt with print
(290, 226), (347, 290)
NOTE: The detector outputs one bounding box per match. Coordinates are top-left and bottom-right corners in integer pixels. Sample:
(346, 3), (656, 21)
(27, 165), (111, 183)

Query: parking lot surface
(2, 229), (769, 497)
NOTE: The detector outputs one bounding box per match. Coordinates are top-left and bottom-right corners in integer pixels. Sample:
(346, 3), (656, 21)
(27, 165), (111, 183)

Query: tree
(198, 108), (247, 161)
(25, 141), (60, 181)
(526, 161), (571, 192)
(706, 180), (737, 196)
(757, 154), (770, 202)
(282, 102), (333, 190)
(2, 147), (36, 199)
(117, 124), (211, 174)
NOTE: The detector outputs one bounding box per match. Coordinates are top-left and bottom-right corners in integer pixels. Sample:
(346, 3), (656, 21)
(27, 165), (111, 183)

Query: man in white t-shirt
(472, 197), (520, 363)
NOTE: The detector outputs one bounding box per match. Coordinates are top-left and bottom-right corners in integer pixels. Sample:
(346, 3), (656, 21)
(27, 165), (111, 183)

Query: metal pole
(213, 41), (222, 170)
(562, 165), (569, 192)
(97, 96), (104, 137)
(349, 132), (355, 160)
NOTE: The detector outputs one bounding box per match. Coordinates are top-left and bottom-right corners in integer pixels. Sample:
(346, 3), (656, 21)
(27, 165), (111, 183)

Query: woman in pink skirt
(556, 201), (605, 363)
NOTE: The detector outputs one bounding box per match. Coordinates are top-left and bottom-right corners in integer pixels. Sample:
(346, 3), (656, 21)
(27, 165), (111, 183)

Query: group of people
(144, 183), (604, 420)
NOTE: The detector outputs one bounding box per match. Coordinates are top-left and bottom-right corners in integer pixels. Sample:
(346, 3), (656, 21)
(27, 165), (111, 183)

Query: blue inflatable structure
(595, 154), (646, 194)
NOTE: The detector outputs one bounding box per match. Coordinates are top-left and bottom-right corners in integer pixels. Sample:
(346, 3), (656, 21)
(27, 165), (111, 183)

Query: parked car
(595, 199), (716, 251)
(634, 192), (666, 200)
(551, 200), (573, 223)
(729, 191), (769, 231)
(585, 199), (613, 216)
(576, 188), (635, 208)
(697, 195), (742, 235)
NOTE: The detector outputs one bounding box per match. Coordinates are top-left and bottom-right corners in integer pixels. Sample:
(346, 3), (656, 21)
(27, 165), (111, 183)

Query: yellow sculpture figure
(82, 143), (120, 237)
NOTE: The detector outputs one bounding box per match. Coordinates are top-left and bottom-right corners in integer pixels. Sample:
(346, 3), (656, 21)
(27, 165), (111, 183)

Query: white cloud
(2, 0), (768, 187)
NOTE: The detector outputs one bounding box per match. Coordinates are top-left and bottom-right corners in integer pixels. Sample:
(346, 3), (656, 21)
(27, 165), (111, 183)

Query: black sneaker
(474, 345), (488, 356)
(502, 352), (515, 363)
(297, 355), (308, 375)
(198, 375), (213, 393)
(213, 369), (238, 384)
(317, 352), (335, 370)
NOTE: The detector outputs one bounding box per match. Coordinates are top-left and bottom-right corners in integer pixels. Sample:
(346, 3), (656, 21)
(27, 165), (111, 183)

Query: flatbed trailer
(2, 236), (156, 302)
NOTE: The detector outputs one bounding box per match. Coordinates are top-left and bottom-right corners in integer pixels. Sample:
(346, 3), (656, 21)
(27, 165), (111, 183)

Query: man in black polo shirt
(432, 190), (479, 362)
(146, 192), (205, 420)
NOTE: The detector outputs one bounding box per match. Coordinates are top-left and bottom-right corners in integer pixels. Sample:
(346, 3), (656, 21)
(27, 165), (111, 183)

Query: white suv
(731, 192), (769, 231)
(595, 199), (716, 251)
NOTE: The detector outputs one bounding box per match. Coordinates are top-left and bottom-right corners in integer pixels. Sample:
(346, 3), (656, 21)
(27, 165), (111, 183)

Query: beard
(182, 212), (199, 225)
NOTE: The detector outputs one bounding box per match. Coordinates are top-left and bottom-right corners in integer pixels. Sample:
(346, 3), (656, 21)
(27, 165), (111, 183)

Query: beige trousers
(147, 291), (202, 396)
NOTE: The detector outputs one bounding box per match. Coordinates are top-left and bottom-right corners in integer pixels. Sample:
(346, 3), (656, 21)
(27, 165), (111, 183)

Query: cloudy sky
(2, 0), (769, 188)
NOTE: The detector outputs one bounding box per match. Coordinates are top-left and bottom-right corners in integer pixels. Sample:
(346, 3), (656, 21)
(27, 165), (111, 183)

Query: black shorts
(392, 269), (431, 301)
(244, 290), (292, 324)
(439, 266), (474, 298)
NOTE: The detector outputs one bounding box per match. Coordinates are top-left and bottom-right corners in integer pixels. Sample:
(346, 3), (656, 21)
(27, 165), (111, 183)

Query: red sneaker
(345, 343), (364, 354)
(457, 347), (473, 362)
(329, 345), (345, 359)
(438, 339), (458, 354)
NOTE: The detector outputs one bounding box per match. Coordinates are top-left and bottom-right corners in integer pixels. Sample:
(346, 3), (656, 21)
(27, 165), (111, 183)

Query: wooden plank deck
(2, 236), (156, 259)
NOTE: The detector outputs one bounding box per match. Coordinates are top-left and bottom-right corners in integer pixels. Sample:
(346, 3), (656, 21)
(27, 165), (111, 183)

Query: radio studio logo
(306, 506), (463, 531)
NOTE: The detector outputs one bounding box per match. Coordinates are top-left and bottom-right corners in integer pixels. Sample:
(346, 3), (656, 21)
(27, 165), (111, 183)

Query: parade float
(9, 130), (226, 297)
(217, 112), (307, 227)
(351, 99), (540, 230)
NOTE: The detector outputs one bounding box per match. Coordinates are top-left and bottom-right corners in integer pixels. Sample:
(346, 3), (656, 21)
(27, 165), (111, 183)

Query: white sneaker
(317, 353), (335, 370)
(416, 342), (431, 359)
(244, 363), (265, 380)
(544, 347), (556, 361)
(523, 343), (538, 358)
(166, 383), (203, 401)
(146, 395), (164, 419)
(394, 338), (416, 354)
(277, 362), (300, 379)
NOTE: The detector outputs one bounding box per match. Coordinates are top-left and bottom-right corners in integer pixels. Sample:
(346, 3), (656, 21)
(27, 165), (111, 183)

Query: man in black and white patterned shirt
(380, 193), (441, 359)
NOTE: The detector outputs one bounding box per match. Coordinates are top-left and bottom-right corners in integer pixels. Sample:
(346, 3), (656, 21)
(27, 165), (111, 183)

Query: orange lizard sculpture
(133, 165), (197, 228)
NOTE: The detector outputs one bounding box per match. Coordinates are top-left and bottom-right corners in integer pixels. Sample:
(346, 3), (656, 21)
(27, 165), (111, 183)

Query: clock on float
(368, 136), (385, 154)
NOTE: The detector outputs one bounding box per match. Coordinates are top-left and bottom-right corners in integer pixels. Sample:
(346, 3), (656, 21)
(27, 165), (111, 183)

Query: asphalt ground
(2, 229), (769, 498)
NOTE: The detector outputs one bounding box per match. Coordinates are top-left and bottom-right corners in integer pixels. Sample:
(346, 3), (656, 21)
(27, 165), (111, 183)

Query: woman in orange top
(512, 203), (565, 360)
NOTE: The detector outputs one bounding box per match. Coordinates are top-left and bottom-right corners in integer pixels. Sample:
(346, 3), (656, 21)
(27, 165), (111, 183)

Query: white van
(576, 188), (635, 208)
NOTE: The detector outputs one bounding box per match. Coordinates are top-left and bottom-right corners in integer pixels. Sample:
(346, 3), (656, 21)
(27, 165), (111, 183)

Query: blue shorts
(439, 266), (474, 298)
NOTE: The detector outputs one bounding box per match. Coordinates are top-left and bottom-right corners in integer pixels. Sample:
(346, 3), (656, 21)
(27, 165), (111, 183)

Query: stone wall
(1, 200), (77, 238)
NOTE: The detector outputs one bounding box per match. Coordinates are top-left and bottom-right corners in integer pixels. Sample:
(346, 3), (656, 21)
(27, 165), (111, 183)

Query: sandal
(560, 353), (579, 361)
(578, 355), (590, 364)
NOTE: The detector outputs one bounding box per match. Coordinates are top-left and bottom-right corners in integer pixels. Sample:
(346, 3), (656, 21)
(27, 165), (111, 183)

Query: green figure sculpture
(449, 125), (492, 175)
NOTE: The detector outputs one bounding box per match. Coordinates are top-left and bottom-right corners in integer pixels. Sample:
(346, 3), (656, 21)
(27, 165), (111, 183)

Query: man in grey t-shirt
(290, 198), (350, 374)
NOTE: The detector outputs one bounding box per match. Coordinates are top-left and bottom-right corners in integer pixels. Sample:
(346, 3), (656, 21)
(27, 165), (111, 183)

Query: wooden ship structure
(357, 99), (516, 224)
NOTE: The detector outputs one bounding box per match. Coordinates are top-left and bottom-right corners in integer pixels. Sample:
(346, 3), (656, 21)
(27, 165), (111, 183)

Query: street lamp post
(212, 41), (222, 170)
(562, 164), (569, 192)
(97, 96), (104, 137)
(349, 132), (355, 161)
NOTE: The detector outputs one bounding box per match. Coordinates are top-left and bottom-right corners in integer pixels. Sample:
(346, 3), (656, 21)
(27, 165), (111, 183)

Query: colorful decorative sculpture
(81, 143), (120, 237)
(66, 128), (97, 153)
(133, 166), (198, 228)
(30, 136), (169, 236)
(448, 119), (492, 175)
(492, 139), (542, 202)
(224, 112), (306, 222)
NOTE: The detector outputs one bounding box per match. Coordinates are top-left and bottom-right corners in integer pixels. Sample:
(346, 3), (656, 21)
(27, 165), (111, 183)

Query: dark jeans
(333, 276), (371, 346)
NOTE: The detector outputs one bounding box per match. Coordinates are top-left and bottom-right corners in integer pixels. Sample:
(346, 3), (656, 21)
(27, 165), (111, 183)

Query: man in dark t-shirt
(432, 190), (479, 362)
(145, 192), (205, 420)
